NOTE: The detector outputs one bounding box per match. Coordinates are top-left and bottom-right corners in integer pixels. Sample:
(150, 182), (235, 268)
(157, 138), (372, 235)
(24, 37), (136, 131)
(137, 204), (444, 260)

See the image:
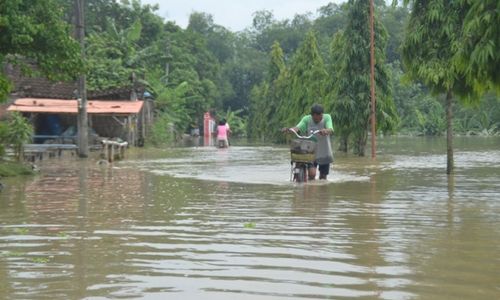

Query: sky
(141, 0), (344, 31)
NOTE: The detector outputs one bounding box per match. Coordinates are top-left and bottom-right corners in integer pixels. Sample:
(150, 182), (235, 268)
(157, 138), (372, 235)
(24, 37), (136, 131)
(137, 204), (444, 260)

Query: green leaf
(126, 20), (143, 43)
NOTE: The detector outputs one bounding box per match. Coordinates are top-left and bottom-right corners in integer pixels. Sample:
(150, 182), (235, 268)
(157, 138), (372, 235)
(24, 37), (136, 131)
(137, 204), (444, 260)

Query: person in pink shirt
(216, 119), (231, 148)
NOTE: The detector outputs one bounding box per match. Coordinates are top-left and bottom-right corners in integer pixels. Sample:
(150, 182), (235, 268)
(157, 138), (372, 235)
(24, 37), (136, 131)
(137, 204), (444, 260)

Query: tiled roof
(5, 63), (77, 99)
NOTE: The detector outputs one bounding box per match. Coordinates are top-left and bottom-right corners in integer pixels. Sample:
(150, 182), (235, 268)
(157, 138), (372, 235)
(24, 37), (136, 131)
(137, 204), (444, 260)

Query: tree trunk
(353, 131), (367, 156)
(338, 133), (349, 153)
(16, 144), (24, 162)
(446, 91), (454, 174)
(369, 0), (376, 159)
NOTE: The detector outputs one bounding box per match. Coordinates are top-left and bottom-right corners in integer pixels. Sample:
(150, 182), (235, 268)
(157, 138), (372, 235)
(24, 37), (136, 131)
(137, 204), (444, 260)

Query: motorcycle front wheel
(294, 165), (307, 183)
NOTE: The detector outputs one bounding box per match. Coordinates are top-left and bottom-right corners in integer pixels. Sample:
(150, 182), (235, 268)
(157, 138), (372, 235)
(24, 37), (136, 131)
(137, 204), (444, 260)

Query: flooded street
(1, 137), (499, 299)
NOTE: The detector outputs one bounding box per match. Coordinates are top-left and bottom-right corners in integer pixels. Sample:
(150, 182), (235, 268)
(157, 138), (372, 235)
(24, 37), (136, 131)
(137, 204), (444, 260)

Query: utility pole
(369, 0), (376, 159)
(75, 0), (88, 157)
(164, 37), (171, 84)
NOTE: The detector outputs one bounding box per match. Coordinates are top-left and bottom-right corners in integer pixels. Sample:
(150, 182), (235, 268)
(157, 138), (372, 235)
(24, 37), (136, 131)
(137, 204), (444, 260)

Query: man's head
(310, 104), (324, 123)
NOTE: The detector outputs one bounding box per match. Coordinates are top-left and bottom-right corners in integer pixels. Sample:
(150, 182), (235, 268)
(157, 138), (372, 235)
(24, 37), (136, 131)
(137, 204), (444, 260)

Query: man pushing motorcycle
(283, 104), (334, 180)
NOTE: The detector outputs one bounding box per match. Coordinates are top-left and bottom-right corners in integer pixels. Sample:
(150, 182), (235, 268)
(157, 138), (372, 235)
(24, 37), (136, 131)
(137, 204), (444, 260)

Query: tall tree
(314, 2), (349, 65)
(453, 0), (499, 96)
(379, 4), (410, 64)
(0, 0), (82, 101)
(329, 0), (397, 156)
(86, 19), (149, 90)
(249, 41), (288, 141)
(60, 0), (164, 45)
(248, 83), (268, 139)
(186, 12), (236, 64)
(187, 12), (214, 36)
(281, 31), (327, 127)
(251, 10), (313, 56)
(401, 0), (479, 174)
(221, 32), (267, 111)
(150, 23), (224, 129)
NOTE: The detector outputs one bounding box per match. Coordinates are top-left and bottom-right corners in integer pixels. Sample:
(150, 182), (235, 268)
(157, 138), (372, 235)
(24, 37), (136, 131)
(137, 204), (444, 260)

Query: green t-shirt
(295, 114), (333, 133)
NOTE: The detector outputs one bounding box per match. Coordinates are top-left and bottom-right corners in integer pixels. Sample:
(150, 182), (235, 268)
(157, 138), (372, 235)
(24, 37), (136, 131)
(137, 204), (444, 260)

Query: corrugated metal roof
(7, 98), (144, 115)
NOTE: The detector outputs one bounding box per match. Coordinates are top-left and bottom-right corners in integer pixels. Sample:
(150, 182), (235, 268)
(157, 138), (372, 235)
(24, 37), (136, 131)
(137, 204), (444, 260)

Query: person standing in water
(216, 119), (231, 148)
(284, 104), (334, 180)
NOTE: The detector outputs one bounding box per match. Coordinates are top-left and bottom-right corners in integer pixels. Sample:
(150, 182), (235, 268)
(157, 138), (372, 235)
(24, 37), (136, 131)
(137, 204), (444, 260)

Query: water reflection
(0, 137), (499, 299)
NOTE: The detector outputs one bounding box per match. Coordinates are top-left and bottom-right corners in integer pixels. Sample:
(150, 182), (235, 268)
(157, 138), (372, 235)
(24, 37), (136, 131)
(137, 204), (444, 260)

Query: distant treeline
(1, 0), (498, 153)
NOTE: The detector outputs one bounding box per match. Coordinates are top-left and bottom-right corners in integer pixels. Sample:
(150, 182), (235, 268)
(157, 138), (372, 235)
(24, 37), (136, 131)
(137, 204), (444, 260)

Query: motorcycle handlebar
(288, 128), (320, 139)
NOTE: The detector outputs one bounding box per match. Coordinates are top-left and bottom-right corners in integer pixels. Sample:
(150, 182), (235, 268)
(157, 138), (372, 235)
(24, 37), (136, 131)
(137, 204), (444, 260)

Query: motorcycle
(287, 129), (319, 183)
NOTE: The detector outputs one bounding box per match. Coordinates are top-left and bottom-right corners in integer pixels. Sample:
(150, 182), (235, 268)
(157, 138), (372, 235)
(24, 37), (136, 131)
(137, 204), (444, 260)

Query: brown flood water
(1, 136), (499, 299)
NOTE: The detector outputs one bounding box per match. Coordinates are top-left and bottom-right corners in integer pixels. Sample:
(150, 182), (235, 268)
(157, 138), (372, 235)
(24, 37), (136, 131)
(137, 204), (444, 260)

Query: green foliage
(0, 75), (13, 103)
(10, 113), (33, 160)
(413, 96), (446, 136)
(0, 121), (7, 156)
(147, 113), (175, 146)
(31, 257), (50, 264)
(380, 4), (409, 63)
(248, 42), (289, 141)
(220, 108), (246, 137)
(314, 3), (349, 64)
(170, 25), (220, 83)
(86, 19), (153, 90)
(3, 251), (24, 257)
(40, 0), (495, 148)
(329, 0), (398, 156)
(0, 0), (82, 102)
(0, 112), (33, 161)
(220, 34), (267, 111)
(61, 0), (165, 45)
(14, 227), (29, 235)
(248, 83), (268, 140)
(187, 11), (237, 64)
(454, 93), (500, 135)
(162, 21), (222, 115)
(146, 72), (192, 145)
(56, 231), (69, 238)
(0, 161), (34, 177)
(401, 0), (496, 173)
(453, 0), (499, 96)
(243, 222), (256, 229)
(314, 3), (349, 37)
(391, 61), (499, 136)
(81, 4), (247, 145)
(282, 31), (327, 127)
(401, 0), (476, 100)
(251, 10), (313, 56)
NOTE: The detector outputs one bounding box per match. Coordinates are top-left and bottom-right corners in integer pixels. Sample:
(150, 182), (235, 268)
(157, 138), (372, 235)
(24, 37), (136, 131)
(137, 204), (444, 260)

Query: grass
(243, 222), (256, 229)
(56, 231), (69, 238)
(1, 251), (25, 257)
(1, 252), (50, 264)
(0, 161), (33, 177)
(31, 257), (50, 264)
(14, 228), (30, 235)
(0, 252), (51, 264)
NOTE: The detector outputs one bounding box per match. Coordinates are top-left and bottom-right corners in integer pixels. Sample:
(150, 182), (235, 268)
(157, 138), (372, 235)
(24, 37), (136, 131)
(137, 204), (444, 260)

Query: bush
(0, 161), (33, 177)
(0, 112), (33, 161)
(146, 112), (176, 146)
(0, 122), (7, 157)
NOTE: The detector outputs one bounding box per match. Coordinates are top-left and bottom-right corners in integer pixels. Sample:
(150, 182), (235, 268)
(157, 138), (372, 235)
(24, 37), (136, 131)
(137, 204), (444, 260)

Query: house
(3, 63), (153, 146)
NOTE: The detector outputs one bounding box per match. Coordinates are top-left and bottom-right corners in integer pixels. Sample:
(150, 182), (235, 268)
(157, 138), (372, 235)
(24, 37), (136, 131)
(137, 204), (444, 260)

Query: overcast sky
(141, 0), (344, 31)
